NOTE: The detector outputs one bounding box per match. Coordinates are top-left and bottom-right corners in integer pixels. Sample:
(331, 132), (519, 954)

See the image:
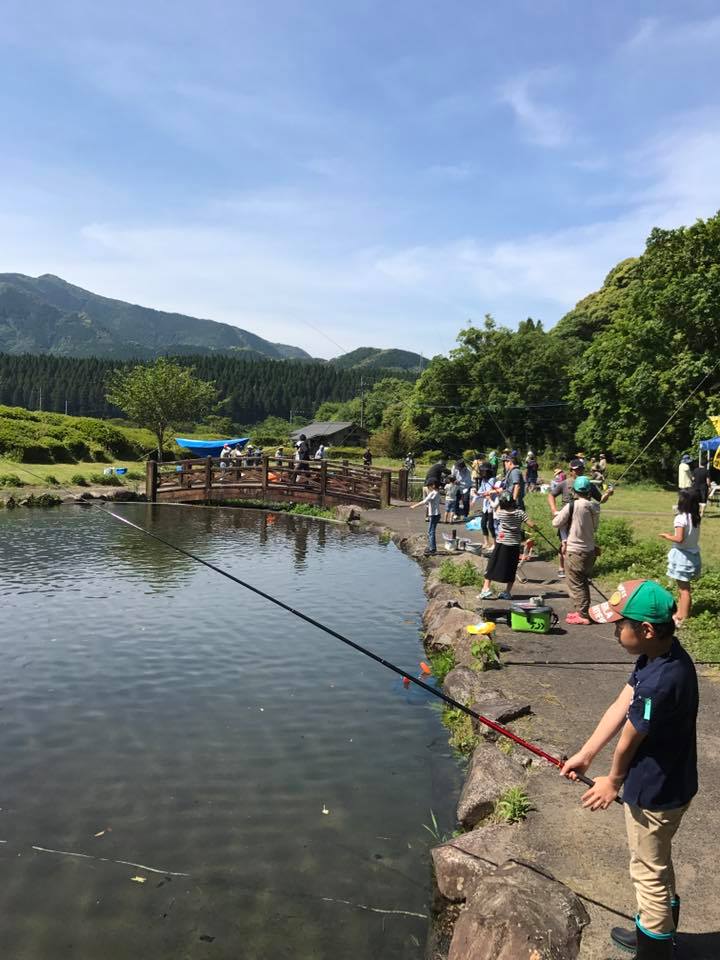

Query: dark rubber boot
(611, 898), (680, 953)
(635, 925), (674, 957)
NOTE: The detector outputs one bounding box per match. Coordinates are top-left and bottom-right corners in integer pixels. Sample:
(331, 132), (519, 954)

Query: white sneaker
(477, 588), (494, 600)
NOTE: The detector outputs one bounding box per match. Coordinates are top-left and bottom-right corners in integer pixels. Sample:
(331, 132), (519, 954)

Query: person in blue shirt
(561, 579), (698, 959)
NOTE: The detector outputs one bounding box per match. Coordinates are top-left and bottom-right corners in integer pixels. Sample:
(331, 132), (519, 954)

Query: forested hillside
(0, 273), (313, 360)
(328, 347), (428, 371)
(0, 353), (415, 423)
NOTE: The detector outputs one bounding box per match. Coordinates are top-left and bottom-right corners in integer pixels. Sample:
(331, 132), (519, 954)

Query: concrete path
(361, 502), (720, 960)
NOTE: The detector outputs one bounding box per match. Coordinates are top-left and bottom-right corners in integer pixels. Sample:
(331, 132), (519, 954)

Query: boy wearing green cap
(561, 579), (699, 959)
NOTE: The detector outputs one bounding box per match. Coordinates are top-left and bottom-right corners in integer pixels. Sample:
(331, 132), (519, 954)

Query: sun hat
(680, 454), (691, 464)
(569, 457), (584, 471)
(573, 475), (592, 494)
(589, 580), (676, 624)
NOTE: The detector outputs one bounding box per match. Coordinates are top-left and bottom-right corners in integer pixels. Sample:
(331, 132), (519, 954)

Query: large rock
(448, 860), (589, 960)
(443, 666), (486, 706)
(457, 742), (526, 828)
(470, 690), (532, 736)
(425, 609), (479, 652)
(432, 824), (518, 903)
(335, 504), (362, 522)
(425, 569), (459, 600)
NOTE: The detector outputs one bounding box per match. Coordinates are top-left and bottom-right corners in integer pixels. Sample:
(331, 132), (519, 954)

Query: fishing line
(10, 462), (608, 797)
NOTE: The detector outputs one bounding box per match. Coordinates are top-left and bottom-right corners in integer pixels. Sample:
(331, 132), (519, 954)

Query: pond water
(0, 504), (462, 959)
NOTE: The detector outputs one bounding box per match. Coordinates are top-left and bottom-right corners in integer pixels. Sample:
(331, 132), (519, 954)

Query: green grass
(0, 460), (143, 487)
(524, 485), (720, 664)
(494, 787), (531, 824)
(438, 558), (485, 587)
(441, 706), (480, 755)
(427, 648), (456, 682)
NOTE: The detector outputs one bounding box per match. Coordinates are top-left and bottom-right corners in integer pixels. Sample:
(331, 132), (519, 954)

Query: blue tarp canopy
(175, 437), (249, 457)
(699, 437), (720, 451)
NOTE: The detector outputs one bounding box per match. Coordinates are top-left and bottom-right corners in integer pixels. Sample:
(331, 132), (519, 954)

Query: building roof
(290, 421), (360, 440)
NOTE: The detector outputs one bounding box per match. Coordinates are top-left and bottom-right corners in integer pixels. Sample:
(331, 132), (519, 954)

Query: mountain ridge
(0, 273), (426, 369)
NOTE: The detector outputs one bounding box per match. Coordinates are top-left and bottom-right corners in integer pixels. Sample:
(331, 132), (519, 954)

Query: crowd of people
(415, 447), (711, 630)
(415, 450), (707, 955)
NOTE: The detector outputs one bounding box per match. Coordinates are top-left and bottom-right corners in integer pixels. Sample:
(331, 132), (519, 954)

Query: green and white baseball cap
(589, 579), (676, 624)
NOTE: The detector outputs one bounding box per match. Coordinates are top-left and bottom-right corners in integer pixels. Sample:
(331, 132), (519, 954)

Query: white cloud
(623, 14), (720, 52)
(2, 107), (720, 358)
(498, 68), (572, 148)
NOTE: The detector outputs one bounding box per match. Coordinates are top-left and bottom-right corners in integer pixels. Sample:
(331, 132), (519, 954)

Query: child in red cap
(561, 579), (698, 959)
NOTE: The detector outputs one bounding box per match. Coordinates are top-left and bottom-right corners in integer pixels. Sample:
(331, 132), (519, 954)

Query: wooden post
(398, 468), (408, 501)
(261, 455), (269, 500)
(205, 456), (213, 500)
(319, 459), (328, 506)
(380, 469), (391, 509)
(183, 459), (192, 488)
(146, 459), (158, 502)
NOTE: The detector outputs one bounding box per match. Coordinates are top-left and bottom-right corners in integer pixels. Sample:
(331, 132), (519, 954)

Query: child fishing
(561, 580), (698, 959)
(478, 492), (536, 600)
(443, 477), (459, 524)
(659, 489), (702, 625)
(411, 480), (441, 556)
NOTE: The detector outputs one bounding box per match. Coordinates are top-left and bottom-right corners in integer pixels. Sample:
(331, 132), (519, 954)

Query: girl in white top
(660, 489), (701, 624)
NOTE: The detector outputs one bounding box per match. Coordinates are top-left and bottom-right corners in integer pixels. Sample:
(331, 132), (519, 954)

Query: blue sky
(2, 1), (720, 358)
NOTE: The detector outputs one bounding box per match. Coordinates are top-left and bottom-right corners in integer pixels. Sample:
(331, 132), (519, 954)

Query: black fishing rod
(10, 462), (609, 796)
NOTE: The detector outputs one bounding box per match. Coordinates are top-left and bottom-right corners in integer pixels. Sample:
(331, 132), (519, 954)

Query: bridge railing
(147, 456), (408, 509)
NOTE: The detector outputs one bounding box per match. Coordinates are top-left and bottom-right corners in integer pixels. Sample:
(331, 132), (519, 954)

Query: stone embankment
(0, 485), (147, 508)
(371, 526), (589, 960)
(356, 506), (717, 960)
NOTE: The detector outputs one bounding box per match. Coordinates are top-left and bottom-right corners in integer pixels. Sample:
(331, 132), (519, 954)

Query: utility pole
(359, 377), (365, 429)
(65, 399), (68, 416)
(38, 387), (42, 411)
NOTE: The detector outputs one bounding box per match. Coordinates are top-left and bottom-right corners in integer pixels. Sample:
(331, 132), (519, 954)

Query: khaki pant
(565, 550), (596, 617)
(625, 802), (689, 935)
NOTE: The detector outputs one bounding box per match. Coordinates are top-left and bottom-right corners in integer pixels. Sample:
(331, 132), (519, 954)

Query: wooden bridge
(146, 456), (409, 510)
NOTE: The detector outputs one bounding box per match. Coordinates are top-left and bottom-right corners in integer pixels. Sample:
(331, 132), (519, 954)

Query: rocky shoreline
(368, 524), (590, 960)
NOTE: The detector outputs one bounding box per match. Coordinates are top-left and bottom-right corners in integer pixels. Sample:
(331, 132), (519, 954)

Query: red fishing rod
(101, 508), (609, 796)
(12, 462), (608, 798)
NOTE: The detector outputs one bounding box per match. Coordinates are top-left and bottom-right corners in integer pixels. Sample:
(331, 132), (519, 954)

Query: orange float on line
(419, 661), (432, 675)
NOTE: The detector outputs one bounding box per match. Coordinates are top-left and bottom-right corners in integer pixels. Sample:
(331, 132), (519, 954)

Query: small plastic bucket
(509, 604), (557, 634)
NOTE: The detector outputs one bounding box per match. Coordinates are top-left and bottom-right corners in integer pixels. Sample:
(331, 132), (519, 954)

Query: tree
(106, 358), (217, 459)
(567, 212), (720, 472)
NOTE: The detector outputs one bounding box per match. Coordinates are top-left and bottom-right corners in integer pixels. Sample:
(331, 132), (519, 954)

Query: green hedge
(0, 405), (146, 463)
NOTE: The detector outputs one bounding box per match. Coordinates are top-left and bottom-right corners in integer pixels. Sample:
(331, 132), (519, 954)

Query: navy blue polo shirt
(624, 638), (698, 810)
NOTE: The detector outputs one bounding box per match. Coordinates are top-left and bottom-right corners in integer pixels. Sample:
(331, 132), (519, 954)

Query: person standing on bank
(677, 454), (692, 496)
(551, 475), (600, 625)
(478, 493), (536, 600)
(504, 452), (525, 509)
(659, 490), (701, 625)
(451, 458), (473, 520)
(411, 480), (441, 556)
(562, 580), (698, 959)
(690, 458), (709, 517)
(423, 458), (449, 520)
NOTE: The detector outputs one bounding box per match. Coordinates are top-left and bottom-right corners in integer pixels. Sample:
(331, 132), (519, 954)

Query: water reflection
(0, 505), (462, 960)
